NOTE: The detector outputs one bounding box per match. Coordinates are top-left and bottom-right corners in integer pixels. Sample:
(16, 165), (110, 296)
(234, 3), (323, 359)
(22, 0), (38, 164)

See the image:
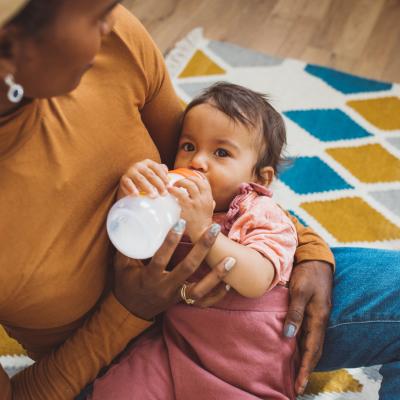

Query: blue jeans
(316, 247), (400, 399)
(78, 247), (400, 399)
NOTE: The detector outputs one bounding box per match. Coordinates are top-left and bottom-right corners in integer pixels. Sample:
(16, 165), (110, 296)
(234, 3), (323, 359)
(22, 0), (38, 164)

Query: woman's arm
(205, 234), (274, 298)
(113, 6), (183, 169)
(289, 213), (335, 268)
(140, 68), (183, 169)
(10, 293), (152, 399)
(107, 6), (183, 169)
(6, 285), (163, 399)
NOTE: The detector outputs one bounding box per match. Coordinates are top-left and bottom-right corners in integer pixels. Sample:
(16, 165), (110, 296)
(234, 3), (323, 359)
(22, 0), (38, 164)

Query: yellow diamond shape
(306, 370), (363, 394)
(347, 97), (400, 130)
(301, 197), (400, 242)
(179, 50), (226, 78)
(326, 144), (400, 183)
(0, 325), (26, 356)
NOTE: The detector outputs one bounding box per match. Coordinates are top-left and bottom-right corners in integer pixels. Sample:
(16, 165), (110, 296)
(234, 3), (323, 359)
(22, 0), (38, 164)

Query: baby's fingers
(130, 168), (167, 197)
(124, 161), (169, 197)
(168, 185), (190, 204)
(151, 163), (170, 185)
(120, 175), (140, 196)
(146, 164), (169, 196)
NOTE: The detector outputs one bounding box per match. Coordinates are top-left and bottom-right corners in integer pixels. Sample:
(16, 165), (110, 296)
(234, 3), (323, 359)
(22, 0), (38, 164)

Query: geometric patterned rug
(165, 28), (400, 399)
(1, 28), (399, 399)
(166, 29), (400, 252)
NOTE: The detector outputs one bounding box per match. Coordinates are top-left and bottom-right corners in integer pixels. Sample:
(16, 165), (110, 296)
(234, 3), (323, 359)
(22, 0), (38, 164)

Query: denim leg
(379, 362), (400, 399)
(316, 247), (400, 399)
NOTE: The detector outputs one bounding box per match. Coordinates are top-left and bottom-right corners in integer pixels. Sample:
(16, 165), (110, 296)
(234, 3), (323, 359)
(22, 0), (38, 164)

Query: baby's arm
(206, 234), (275, 298)
(169, 177), (280, 298)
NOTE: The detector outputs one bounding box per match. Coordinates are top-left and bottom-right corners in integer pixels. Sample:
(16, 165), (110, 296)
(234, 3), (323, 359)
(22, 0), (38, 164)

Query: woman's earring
(4, 74), (24, 103)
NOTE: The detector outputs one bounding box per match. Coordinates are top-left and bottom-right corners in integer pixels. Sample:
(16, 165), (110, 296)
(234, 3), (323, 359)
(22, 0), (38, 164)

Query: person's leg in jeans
(316, 247), (400, 399)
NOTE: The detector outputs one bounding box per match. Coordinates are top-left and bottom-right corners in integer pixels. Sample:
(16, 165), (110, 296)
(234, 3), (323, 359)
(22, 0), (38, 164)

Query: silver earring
(4, 74), (24, 103)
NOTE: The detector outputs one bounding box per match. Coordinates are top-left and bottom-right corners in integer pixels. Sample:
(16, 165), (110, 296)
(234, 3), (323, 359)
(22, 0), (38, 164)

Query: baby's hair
(182, 82), (287, 179)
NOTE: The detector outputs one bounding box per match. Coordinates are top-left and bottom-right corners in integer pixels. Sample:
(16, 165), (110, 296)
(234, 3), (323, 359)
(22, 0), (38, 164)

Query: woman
(0, 1), (398, 399)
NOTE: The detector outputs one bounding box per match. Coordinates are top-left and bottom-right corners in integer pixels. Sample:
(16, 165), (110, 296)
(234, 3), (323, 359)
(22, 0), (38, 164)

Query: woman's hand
(113, 220), (233, 321)
(169, 176), (215, 243)
(283, 260), (333, 395)
(119, 159), (169, 198)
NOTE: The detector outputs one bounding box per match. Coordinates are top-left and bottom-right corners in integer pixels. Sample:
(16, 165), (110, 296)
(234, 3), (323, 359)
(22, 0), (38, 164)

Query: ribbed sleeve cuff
(104, 293), (154, 339)
(294, 245), (336, 272)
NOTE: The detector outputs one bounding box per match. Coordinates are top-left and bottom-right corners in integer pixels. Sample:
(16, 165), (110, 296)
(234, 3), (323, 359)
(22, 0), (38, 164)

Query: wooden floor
(123, 0), (400, 83)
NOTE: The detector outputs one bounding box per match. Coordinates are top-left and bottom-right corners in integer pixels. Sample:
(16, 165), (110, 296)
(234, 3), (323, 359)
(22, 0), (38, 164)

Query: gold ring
(180, 283), (195, 305)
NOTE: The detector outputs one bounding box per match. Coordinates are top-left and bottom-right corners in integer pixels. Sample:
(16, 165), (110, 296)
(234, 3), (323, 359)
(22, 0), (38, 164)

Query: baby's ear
(257, 166), (274, 187)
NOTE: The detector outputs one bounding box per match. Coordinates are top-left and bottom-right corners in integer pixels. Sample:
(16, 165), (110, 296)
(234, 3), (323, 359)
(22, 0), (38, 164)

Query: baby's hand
(119, 159), (169, 198)
(168, 175), (215, 243)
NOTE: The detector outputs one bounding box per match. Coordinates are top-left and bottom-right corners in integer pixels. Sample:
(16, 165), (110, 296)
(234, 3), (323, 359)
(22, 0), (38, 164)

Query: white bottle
(107, 168), (200, 259)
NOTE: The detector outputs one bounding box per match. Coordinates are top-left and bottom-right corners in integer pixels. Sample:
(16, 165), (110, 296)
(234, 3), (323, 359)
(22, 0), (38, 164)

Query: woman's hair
(183, 82), (288, 178)
(8, 0), (61, 35)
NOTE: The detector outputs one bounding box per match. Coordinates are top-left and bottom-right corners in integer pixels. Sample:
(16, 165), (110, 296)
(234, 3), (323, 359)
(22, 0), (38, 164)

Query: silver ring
(180, 283), (195, 305)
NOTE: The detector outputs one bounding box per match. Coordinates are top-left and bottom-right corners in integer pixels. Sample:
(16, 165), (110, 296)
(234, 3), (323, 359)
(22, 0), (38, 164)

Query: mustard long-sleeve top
(0, 6), (334, 399)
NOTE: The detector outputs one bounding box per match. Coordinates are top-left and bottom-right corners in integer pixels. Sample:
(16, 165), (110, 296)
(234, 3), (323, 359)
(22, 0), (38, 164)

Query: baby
(92, 82), (299, 399)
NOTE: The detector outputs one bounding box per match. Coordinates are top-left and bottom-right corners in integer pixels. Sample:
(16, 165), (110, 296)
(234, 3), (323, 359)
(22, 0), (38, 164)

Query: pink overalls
(91, 183), (299, 399)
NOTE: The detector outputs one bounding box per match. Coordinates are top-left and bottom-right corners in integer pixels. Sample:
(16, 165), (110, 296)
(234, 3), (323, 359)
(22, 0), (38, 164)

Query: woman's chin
(24, 77), (84, 99)
(53, 67), (94, 97)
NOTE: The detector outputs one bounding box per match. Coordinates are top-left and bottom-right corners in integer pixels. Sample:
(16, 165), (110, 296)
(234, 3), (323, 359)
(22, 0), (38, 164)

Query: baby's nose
(190, 153), (208, 172)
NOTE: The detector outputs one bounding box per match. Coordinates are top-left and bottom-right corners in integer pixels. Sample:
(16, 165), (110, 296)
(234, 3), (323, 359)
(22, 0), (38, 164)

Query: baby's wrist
(188, 221), (213, 243)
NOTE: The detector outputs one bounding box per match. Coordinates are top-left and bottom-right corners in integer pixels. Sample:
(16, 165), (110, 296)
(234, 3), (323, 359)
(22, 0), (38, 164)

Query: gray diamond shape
(370, 189), (400, 217)
(387, 137), (400, 151)
(208, 41), (283, 67)
(362, 365), (382, 382)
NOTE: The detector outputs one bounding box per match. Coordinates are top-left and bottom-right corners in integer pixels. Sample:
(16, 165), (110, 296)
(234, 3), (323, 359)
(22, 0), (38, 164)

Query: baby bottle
(107, 168), (200, 259)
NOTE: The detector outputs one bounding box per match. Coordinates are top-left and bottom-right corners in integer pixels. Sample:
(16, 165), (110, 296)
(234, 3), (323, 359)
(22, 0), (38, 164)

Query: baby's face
(174, 103), (260, 212)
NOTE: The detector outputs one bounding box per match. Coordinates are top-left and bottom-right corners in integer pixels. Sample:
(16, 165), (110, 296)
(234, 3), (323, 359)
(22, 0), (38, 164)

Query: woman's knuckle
(189, 288), (202, 301)
(320, 307), (331, 320)
(164, 234), (178, 248)
(216, 269), (227, 280)
(199, 233), (213, 247)
(293, 285), (308, 298)
(151, 259), (163, 272)
(181, 260), (196, 274)
(312, 349), (322, 361)
(289, 308), (304, 322)
(160, 290), (171, 302)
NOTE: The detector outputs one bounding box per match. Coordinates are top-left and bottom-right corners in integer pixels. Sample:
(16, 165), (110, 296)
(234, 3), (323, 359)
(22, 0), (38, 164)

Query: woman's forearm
(10, 293), (152, 400)
(206, 234), (275, 298)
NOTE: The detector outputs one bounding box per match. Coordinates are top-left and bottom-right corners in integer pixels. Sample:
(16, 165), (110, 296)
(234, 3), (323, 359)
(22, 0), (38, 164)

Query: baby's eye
(215, 148), (230, 157)
(181, 143), (195, 152)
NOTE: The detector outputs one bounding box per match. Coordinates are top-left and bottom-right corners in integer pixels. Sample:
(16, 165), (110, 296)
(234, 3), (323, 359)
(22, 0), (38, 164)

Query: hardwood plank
(278, 16), (320, 59)
(271, 0), (308, 19)
(357, 0), (400, 82)
(332, 0), (385, 60)
(300, 0), (333, 19)
(301, 46), (334, 66)
(124, 0), (400, 82)
(310, 0), (355, 49)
